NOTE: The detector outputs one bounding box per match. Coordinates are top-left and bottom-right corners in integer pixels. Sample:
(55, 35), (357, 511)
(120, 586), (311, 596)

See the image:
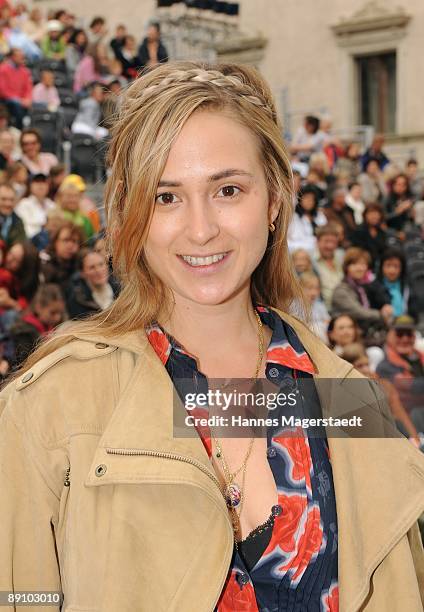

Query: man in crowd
(0, 182), (25, 247)
(377, 315), (424, 433)
(313, 224), (344, 311)
(137, 21), (168, 72)
(0, 47), (32, 128)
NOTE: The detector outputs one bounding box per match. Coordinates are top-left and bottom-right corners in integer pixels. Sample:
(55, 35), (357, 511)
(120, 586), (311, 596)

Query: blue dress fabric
(146, 306), (339, 611)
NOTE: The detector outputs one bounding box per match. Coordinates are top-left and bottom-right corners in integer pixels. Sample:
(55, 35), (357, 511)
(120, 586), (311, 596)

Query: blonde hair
(16, 61), (307, 374)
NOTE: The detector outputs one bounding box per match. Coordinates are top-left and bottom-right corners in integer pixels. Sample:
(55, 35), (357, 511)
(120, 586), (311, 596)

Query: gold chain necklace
(212, 308), (264, 548)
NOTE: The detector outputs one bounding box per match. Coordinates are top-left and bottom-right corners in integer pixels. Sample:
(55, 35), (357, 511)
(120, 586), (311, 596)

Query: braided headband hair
(121, 65), (279, 124)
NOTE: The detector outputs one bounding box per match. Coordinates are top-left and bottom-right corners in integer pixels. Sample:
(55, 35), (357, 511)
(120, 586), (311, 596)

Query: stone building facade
(36, 0), (424, 162)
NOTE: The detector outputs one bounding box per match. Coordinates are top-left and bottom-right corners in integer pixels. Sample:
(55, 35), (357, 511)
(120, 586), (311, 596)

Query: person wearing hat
(61, 173), (101, 234)
(377, 315), (424, 433)
(14, 172), (56, 238)
(41, 19), (66, 60)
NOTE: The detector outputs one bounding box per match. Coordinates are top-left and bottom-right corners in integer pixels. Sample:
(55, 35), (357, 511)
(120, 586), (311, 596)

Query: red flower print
(272, 434), (312, 491)
(217, 570), (259, 612)
(321, 582), (339, 612)
(281, 504), (323, 582)
(146, 329), (171, 364)
(263, 493), (307, 557)
(267, 345), (315, 373)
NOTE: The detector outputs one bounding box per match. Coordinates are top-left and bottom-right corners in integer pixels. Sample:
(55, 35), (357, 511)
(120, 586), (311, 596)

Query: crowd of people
(0, 3), (421, 450)
(289, 115), (424, 444)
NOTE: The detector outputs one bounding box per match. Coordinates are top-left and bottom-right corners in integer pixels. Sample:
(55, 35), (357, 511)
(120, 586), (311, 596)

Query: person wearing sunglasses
(377, 315), (424, 433)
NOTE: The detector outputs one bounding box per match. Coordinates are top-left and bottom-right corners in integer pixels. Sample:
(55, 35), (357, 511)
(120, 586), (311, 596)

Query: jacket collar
(77, 308), (424, 612)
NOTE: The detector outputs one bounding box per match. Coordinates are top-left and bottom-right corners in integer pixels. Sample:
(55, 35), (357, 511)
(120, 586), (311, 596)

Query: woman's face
(60, 189), (81, 212)
(393, 176), (408, 195)
(364, 209), (381, 227)
(30, 180), (49, 200)
(37, 300), (65, 327)
(292, 251), (311, 273)
(347, 258), (368, 281)
(382, 257), (401, 282)
(82, 252), (109, 287)
(331, 316), (356, 346)
(144, 110), (278, 310)
(302, 279), (320, 303)
(75, 31), (87, 47)
(300, 192), (315, 212)
(55, 228), (79, 259)
(21, 134), (41, 159)
(5, 243), (24, 272)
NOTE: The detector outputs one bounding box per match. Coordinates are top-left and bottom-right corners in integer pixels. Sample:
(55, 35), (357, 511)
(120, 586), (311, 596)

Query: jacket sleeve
(0, 382), (64, 608)
(331, 282), (382, 323)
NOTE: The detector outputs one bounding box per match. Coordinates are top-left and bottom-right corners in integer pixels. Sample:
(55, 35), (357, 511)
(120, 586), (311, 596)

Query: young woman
(0, 62), (423, 612)
(327, 313), (384, 372)
(287, 183), (327, 255)
(378, 247), (409, 318)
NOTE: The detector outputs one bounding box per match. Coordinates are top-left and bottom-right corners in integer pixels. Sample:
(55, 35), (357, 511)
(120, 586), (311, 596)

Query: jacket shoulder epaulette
(15, 339), (117, 392)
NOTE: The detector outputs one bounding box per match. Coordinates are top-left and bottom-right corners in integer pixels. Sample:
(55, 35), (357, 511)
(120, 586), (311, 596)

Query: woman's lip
(177, 251), (231, 272)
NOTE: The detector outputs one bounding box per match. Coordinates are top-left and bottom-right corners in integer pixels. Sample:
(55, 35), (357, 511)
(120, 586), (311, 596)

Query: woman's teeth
(181, 253), (227, 267)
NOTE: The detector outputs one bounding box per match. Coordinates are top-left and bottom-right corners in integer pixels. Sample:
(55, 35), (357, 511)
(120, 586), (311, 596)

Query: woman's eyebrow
(158, 169), (254, 188)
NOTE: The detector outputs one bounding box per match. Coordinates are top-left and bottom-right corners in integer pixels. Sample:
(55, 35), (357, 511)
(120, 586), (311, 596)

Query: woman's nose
(185, 200), (220, 245)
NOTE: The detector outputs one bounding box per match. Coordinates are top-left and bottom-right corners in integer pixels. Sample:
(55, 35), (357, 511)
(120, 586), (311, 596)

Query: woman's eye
(218, 185), (241, 198)
(156, 192), (177, 205)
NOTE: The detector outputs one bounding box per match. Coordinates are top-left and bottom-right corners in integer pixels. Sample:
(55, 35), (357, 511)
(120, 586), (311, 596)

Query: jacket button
(95, 464), (107, 476)
(238, 572), (249, 586)
(267, 446), (277, 458)
(21, 372), (34, 383)
(95, 342), (109, 349)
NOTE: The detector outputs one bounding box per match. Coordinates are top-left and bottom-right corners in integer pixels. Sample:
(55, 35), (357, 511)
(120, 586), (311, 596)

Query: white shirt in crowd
(14, 195), (56, 238)
(287, 210), (327, 256)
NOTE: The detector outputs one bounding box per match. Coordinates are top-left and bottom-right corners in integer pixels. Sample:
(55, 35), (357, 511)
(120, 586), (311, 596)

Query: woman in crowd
(358, 158), (387, 205)
(0, 61), (423, 612)
(14, 172), (56, 239)
(4, 161), (28, 199)
(65, 247), (119, 319)
(378, 247), (410, 318)
(299, 271), (329, 342)
(331, 247), (393, 337)
(290, 248), (315, 276)
(384, 173), (416, 233)
(350, 202), (387, 272)
(73, 41), (110, 94)
(287, 183), (327, 255)
(327, 313), (384, 371)
(19, 128), (58, 176)
(65, 28), (88, 75)
(40, 219), (83, 293)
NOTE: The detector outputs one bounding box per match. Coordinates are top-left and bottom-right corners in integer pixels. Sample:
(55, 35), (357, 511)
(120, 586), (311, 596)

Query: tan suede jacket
(0, 309), (423, 612)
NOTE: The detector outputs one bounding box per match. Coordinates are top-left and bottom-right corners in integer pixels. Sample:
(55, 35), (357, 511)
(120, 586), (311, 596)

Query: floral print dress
(146, 306), (339, 612)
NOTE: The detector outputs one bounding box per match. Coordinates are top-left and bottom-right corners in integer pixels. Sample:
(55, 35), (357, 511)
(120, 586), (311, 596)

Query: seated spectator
(291, 248), (314, 276)
(15, 173), (56, 238)
(0, 239), (40, 329)
(87, 16), (107, 45)
(0, 104), (21, 157)
(0, 128), (18, 169)
(384, 173), (416, 233)
(31, 69), (60, 112)
(40, 19), (66, 60)
(376, 315), (424, 433)
(378, 247), (413, 319)
(9, 282), (65, 368)
(341, 342), (420, 444)
(308, 152), (336, 195)
(65, 28), (88, 75)
(110, 24), (127, 59)
(351, 203), (387, 273)
(345, 181), (365, 224)
(0, 20), (10, 58)
(299, 271), (329, 342)
(56, 182), (94, 241)
(331, 247), (393, 337)
(137, 21), (168, 72)
(65, 247), (118, 319)
(73, 42), (110, 94)
(115, 35), (139, 80)
(405, 158), (424, 201)
(290, 114), (325, 163)
(20, 127), (58, 175)
(334, 142), (362, 182)
(39, 220), (83, 292)
(358, 158), (387, 205)
(0, 48), (32, 129)
(0, 182), (25, 247)
(287, 184), (327, 255)
(48, 163), (66, 200)
(313, 224), (344, 311)
(71, 81), (108, 140)
(361, 134), (390, 172)
(61, 173), (101, 233)
(323, 187), (356, 247)
(4, 160), (27, 198)
(327, 313), (384, 371)
(31, 207), (64, 251)
(21, 6), (46, 44)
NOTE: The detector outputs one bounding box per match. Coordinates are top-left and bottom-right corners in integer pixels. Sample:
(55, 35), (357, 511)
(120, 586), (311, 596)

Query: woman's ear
(269, 194), (281, 225)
